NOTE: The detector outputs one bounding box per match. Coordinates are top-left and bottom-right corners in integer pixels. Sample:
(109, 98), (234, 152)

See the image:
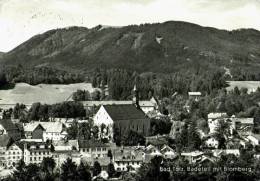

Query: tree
(11, 160), (27, 181)
(121, 130), (145, 146)
(79, 122), (92, 140)
(214, 119), (231, 149)
(67, 120), (78, 139)
(77, 162), (91, 181)
(107, 149), (113, 160)
(0, 71), (7, 87)
(113, 126), (121, 146)
(60, 158), (78, 181)
(41, 157), (56, 174)
(91, 90), (101, 101)
(107, 163), (115, 178)
(187, 120), (201, 151)
(25, 164), (41, 181)
(93, 161), (101, 177)
(92, 125), (99, 139)
(100, 123), (107, 138)
(136, 156), (170, 181)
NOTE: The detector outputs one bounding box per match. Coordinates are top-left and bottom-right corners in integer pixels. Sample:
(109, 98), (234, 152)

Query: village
(0, 84), (260, 180)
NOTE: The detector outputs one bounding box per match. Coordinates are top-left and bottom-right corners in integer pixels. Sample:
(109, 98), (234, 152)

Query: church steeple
(133, 84), (140, 108)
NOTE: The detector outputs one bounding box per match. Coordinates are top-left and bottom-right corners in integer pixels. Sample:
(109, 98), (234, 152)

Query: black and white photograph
(0, 0), (260, 180)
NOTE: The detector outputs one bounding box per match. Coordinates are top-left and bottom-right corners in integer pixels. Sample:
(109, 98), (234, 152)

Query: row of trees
(7, 157), (119, 181)
(3, 65), (84, 85)
(72, 89), (105, 101)
(135, 153), (260, 181)
(91, 68), (227, 100)
(12, 102), (86, 121)
(7, 158), (98, 181)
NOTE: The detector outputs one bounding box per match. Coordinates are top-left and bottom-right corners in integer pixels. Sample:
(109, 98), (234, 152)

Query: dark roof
(78, 140), (111, 148)
(0, 119), (21, 141)
(0, 135), (13, 147)
(103, 104), (148, 121)
(0, 119), (17, 131)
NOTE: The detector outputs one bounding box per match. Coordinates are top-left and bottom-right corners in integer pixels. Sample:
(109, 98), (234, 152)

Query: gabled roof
(233, 118), (254, 124)
(103, 104), (148, 121)
(78, 140), (114, 148)
(0, 119), (18, 131)
(113, 147), (144, 161)
(0, 119), (21, 141)
(24, 122), (64, 133)
(0, 135), (13, 148)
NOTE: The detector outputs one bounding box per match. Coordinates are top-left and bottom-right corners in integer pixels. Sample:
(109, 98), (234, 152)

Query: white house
(247, 134), (260, 146)
(24, 122), (67, 142)
(188, 92), (202, 101)
(205, 137), (219, 148)
(181, 151), (204, 163)
(160, 145), (175, 159)
(23, 141), (53, 165)
(93, 104), (150, 141)
(0, 135), (23, 168)
(113, 147), (144, 172)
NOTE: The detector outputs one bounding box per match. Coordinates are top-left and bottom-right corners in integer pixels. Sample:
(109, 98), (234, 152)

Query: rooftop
(188, 92), (202, 96)
(24, 121), (64, 133)
(103, 104), (148, 121)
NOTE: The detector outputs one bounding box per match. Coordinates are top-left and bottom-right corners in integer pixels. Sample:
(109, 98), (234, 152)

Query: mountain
(1, 21), (260, 74)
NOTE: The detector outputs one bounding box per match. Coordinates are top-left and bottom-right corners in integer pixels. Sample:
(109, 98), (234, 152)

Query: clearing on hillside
(0, 83), (96, 106)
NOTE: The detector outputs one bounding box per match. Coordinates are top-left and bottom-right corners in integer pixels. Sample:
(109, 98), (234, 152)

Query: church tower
(133, 85), (140, 108)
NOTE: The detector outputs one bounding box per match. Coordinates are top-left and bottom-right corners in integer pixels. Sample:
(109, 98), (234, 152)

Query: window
(34, 157), (36, 161)
(83, 149), (85, 152)
(30, 157), (32, 161)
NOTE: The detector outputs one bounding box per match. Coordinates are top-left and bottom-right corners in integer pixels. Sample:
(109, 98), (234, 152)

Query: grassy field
(226, 81), (260, 93)
(0, 83), (96, 105)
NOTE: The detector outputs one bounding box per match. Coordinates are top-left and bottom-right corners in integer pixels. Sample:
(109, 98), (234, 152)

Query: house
(212, 149), (240, 158)
(23, 141), (54, 165)
(81, 99), (158, 115)
(93, 104), (150, 141)
(247, 134), (260, 146)
(0, 135), (23, 168)
(113, 147), (144, 172)
(160, 145), (176, 159)
(52, 140), (79, 151)
(204, 137), (219, 149)
(0, 119), (22, 141)
(144, 144), (162, 162)
(52, 150), (81, 168)
(24, 122), (67, 142)
(78, 140), (115, 158)
(81, 86), (158, 114)
(181, 151), (204, 164)
(231, 117), (254, 136)
(188, 92), (202, 101)
(145, 135), (168, 149)
(207, 113), (229, 134)
(169, 121), (185, 139)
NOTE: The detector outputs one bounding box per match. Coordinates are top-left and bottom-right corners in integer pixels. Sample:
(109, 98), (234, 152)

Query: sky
(0, 0), (260, 52)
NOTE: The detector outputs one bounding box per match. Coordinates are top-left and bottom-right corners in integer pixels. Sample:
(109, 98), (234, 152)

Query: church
(93, 86), (151, 141)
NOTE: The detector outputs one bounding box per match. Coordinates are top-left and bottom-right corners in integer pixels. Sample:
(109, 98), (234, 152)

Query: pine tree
(77, 162), (91, 181)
